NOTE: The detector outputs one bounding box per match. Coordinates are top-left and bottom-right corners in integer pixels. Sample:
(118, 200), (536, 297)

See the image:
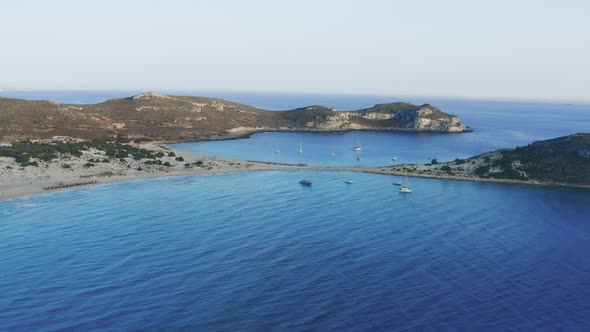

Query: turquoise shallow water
(1, 171), (590, 331)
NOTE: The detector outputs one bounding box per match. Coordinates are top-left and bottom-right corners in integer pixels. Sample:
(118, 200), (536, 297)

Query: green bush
(175, 156), (184, 161)
(114, 151), (128, 159)
(474, 165), (490, 177)
(0, 140), (184, 168)
(14, 154), (31, 164)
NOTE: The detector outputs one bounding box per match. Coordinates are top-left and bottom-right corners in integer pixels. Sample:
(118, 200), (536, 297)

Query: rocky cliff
(0, 92), (471, 142)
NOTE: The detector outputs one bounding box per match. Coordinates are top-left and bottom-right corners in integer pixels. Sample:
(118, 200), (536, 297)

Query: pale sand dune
(0, 143), (305, 201)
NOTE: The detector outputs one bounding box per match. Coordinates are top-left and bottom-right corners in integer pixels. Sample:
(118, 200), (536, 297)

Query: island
(0, 92), (471, 142)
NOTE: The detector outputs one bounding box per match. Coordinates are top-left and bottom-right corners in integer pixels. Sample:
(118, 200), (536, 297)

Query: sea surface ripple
(1, 171), (590, 331)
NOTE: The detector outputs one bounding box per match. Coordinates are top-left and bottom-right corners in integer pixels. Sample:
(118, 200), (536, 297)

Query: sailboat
(298, 143), (303, 154)
(398, 175), (413, 193)
(353, 134), (362, 151)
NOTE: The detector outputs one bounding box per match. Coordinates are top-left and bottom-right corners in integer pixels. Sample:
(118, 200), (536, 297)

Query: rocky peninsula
(0, 92), (471, 143)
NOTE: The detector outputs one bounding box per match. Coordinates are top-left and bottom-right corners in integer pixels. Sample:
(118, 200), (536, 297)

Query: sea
(1, 90), (590, 331)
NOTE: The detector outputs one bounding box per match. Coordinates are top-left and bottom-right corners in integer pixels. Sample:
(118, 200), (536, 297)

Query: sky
(1, 0), (589, 101)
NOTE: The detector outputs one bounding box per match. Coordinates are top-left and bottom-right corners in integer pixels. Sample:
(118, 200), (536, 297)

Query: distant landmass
(0, 88), (30, 92)
(0, 92), (471, 142)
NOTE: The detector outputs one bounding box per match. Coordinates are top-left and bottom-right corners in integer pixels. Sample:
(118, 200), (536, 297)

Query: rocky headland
(0, 92), (471, 143)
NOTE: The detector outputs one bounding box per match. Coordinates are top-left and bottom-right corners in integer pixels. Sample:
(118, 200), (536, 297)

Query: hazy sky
(2, 0), (589, 100)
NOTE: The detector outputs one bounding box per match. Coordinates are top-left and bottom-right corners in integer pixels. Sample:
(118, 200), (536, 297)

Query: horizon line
(1, 87), (589, 105)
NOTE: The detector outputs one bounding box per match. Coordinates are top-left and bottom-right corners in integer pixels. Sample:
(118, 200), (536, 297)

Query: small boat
(344, 179), (353, 184)
(398, 175), (412, 193)
(330, 152), (335, 156)
(393, 182), (401, 186)
(392, 156), (397, 161)
(298, 143), (303, 154)
(356, 157), (361, 161)
(353, 135), (362, 151)
(299, 179), (312, 186)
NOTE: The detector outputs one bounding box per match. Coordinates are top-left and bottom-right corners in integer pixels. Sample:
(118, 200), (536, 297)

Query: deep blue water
(2, 171), (590, 331)
(2, 91), (590, 330)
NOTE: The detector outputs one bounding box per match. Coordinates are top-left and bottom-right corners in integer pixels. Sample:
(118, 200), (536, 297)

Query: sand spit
(1, 143), (588, 202)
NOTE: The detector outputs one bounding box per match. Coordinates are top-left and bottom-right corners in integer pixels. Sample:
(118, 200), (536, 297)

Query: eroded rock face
(131, 92), (174, 101)
(411, 112), (470, 132)
(291, 103), (471, 132)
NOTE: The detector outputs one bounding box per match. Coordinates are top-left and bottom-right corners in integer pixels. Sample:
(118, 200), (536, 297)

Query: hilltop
(0, 92), (471, 142)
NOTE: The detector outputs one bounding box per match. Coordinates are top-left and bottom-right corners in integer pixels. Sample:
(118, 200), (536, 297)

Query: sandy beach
(2, 141), (588, 202)
(0, 142), (308, 201)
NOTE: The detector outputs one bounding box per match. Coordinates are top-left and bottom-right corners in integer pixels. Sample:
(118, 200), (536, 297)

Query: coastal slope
(0, 92), (471, 142)
(391, 133), (590, 187)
